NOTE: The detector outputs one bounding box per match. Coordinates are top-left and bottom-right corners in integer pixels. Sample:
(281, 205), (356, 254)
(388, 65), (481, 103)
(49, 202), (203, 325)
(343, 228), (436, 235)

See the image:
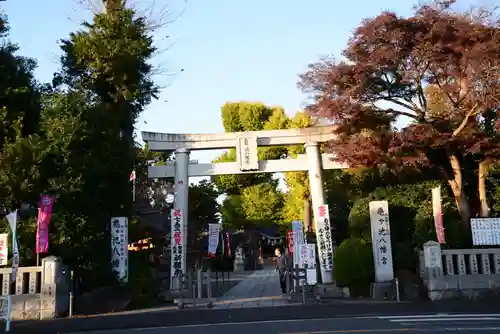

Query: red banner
(287, 230), (294, 256)
(226, 232), (231, 257)
(36, 195), (55, 254)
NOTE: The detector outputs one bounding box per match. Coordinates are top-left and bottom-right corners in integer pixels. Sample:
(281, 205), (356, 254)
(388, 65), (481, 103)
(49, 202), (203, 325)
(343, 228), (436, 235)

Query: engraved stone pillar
(423, 241), (443, 279)
(173, 148), (189, 290)
(40, 256), (68, 320)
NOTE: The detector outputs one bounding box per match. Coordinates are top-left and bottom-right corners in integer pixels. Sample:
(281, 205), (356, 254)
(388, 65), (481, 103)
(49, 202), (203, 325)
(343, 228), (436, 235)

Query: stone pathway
(213, 267), (292, 309)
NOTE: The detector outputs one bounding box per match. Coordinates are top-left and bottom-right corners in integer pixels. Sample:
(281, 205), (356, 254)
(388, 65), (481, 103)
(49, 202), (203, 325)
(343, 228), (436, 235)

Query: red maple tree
(299, 1), (499, 226)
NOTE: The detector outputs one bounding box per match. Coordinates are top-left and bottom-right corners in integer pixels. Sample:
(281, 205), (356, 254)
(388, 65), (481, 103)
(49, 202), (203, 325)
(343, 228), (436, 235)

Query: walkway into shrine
(214, 266), (291, 309)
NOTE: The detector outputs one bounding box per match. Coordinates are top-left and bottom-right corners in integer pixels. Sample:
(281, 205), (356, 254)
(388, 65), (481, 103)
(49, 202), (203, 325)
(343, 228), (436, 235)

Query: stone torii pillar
(174, 147), (189, 287)
(305, 141), (333, 284)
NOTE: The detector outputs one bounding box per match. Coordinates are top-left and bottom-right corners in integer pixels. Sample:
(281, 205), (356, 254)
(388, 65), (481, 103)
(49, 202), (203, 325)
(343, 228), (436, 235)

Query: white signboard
(208, 223), (221, 256)
(0, 234), (8, 267)
(369, 201), (394, 282)
(237, 136), (259, 171)
(170, 208), (185, 289)
(316, 205), (333, 272)
(110, 217), (129, 283)
(471, 218), (500, 246)
(300, 243), (317, 285)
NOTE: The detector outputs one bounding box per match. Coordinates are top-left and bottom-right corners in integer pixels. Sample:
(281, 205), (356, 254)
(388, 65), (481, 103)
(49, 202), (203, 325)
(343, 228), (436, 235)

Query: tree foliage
(188, 180), (220, 244)
(0, 13), (45, 213)
(41, 0), (159, 289)
(282, 112), (312, 222)
(334, 237), (374, 295)
(299, 1), (500, 225)
(213, 102), (284, 195)
(0, 2), (222, 296)
(214, 102), (289, 230)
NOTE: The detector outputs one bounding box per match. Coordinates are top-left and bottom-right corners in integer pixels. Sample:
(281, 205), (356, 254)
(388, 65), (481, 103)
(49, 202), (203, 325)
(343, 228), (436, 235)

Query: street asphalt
(11, 301), (500, 334)
(71, 313), (500, 334)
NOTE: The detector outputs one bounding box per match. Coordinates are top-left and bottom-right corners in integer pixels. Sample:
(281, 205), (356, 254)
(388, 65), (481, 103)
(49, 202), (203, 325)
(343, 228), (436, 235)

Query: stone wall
(0, 256), (69, 320)
(420, 241), (500, 300)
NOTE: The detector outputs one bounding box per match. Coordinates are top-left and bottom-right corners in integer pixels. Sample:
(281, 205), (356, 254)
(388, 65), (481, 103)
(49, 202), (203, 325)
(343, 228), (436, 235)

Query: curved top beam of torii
(141, 125), (338, 151)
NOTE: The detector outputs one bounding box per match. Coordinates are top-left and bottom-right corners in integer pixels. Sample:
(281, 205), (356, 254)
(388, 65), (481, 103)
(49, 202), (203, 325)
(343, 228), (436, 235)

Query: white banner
(5, 210), (18, 283)
(110, 217), (129, 283)
(208, 223), (221, 256)
(432, 186), (445, 244)
(316, 205), (333, 272)
(369, 201), (394, 282)
(170, 208), (185, 289)
(0, 234), (8, 267)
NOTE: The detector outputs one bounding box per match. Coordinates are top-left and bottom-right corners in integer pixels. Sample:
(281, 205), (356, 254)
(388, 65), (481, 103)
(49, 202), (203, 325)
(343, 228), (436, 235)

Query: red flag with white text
(36, 195), (55, 254)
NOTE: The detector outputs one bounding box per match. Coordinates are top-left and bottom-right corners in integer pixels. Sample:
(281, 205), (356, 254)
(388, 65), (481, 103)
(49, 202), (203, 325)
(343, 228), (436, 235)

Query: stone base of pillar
(316, 283), (350, 299)
(320, 269), (334, 284)
(370, 281), (394, 300)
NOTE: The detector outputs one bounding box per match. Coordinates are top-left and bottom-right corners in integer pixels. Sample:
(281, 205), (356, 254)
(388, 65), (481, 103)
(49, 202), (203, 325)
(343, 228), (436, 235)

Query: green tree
(0, 12), (51, 268)
(334, 237), (374, 296)
(241, 182), (283, 228)
(220, 195), (246, 230)
(0, 12), (45, 213)
(213, 102), (288, 230)
(213, 102), (281, 195)
(299, 2), (500, 226)
(282, 112), (312, 223)
(44, 0), (159, 290)
(188, 180), (220, 248)
(487, 166), (500, 216)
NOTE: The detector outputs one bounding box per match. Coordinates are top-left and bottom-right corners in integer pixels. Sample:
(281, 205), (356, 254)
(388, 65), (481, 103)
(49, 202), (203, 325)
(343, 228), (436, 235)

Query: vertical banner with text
(110, 217), (129, 283)
(226, 232), (231, 257)
(369, 201), (394, 282)
(208, 223), (221, 257)
(0, 234), (8, 266)
(316, 205), (333, 272)
(170, 209), (185, 289)
(36, 195), (55, 254)
(291, 220), (304, 267)
(287, 230), (294, 256)
(432, 187), (446, 244)
(6, 211), (19, 283)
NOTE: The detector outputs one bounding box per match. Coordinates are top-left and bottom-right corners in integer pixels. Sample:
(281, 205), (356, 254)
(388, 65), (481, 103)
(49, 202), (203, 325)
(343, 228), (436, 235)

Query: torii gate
(141, 125), (346, 286)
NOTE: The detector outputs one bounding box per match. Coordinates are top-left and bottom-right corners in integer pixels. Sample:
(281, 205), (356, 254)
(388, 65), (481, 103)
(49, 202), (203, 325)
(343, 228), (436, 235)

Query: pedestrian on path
(274, 246), (290, 295)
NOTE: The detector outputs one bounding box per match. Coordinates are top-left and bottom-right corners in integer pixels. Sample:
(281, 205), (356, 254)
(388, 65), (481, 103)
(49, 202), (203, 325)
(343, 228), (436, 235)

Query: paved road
(14, 303), (500, 334)
(72, 313), (500, 334)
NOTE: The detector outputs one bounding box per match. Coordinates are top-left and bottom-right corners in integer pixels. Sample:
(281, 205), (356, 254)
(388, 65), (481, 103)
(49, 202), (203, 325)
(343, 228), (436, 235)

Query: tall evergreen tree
(0, 10), (44, 212)
(45, 0), (159, 288)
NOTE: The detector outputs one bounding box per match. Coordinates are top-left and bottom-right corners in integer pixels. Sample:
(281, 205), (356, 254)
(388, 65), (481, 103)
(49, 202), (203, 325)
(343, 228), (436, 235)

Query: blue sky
(2, 0), (483, 168)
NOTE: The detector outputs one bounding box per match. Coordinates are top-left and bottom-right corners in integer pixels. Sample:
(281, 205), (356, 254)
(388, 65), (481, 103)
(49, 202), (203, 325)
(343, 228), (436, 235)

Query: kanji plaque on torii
(237, 136), (258, 171)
